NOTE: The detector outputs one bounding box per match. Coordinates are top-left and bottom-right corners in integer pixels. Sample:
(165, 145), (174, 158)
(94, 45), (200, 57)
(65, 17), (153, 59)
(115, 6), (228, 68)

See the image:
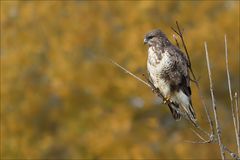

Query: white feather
(171, 91), (190, 112)
(147, 46), (172, 97)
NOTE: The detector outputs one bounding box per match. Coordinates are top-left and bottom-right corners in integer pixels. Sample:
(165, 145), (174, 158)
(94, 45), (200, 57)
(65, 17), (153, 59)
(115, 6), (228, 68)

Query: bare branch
(172, 22), (214, 138)
(185, 128), (214, 144)
(173, 28), (238, 159)
(225, 35), (240, 156)
(175, 22), (191, 67)
(109, 24), (238, 159)
(170, 27), (180, 36)
(234, 92), (240, 156)
(225, 35), (233, 101)
(108, 58), (151, 88)
(235, 92), (240, 133)
(205, 42), (225, 160)
(173, 21), (199, 90)
(223, 145), (239, 160)
(191, 128), (207, 142)
(173, 34), (180, 48)
(184, 140), (212, 144)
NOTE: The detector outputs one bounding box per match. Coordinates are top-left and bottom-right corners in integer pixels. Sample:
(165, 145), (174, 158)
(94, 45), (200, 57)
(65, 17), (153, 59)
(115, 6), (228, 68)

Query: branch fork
(108, 21), (239, 159)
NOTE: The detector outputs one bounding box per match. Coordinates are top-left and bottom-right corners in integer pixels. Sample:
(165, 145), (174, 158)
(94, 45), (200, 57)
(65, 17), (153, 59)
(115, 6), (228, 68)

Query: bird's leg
(142, 74), (172, 104)
(142, 74), (161, 95)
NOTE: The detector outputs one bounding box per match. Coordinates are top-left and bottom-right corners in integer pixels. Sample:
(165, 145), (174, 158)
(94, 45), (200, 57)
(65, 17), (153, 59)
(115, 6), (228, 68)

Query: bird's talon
(152, 88), (159, 94)
(163, 96), (171, 104)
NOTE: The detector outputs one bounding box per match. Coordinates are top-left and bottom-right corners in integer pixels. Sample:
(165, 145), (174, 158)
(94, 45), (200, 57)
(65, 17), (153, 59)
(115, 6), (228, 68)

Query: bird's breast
(147, 48), (172, 97)
(147, 47), (160, 66)
(147, 48), (172, 73)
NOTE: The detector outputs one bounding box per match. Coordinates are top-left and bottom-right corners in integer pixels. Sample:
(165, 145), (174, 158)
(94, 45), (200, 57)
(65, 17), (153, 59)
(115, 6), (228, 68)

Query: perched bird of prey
(144, 29), (196, 123)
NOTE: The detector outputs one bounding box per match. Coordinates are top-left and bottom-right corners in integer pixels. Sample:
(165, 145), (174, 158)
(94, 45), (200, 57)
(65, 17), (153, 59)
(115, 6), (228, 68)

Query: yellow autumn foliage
(1, 1), (239, 159)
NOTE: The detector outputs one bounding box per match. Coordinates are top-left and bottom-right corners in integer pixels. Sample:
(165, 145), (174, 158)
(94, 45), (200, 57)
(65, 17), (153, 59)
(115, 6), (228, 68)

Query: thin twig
(108, 58), (151, 88)
(205, 42), (225, 160)
(173, 34), (180, 48)
(225, 35), (240, 156)
(225, 35), (233, 104)
(198, 86), (215, 138)
(172, 22), (214, 138)
(172, 21), (197, 84)
(223, 145), (239, 160)
(234, 92), (240, 156)
(108, 25), (238, 159)
(184, 140), (212, 144)
(172, 22), (195, 79)
(191, 128), (207, 142)
(185, 129), (214, 144)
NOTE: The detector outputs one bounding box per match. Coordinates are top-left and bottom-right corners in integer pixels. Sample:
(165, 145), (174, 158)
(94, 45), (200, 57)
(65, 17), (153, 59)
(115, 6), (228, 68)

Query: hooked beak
(144, 38), (148, 44)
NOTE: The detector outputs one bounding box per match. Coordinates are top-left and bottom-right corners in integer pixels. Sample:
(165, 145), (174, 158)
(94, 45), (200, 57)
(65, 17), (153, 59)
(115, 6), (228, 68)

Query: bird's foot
(152, 88), (160, 94)
(163, 96), (171, 104)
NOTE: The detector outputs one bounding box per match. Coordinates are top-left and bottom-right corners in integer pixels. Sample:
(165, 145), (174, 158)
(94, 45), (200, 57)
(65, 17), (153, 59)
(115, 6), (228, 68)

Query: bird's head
(144, 29), (169, 47)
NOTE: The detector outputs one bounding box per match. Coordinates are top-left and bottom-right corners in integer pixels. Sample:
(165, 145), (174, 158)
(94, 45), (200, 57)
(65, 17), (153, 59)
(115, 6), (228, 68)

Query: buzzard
(144, 29), (196, 123)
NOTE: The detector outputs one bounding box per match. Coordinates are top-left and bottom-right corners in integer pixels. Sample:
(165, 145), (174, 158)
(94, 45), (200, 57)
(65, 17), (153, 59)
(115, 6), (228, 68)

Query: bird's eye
(148, 36), (154, 39)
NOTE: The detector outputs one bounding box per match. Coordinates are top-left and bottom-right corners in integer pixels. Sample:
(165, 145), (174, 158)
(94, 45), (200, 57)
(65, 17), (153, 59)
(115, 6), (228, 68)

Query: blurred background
(1, 1), (239, 159)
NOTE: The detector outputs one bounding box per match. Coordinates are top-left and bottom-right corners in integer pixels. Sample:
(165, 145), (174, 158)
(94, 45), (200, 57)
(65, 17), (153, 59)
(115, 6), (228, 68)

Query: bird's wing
(177, 49), (191, 96)
(168, 46), (191, 96)
(179, 73), (191, 96)
(167, 46), (196, 123)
